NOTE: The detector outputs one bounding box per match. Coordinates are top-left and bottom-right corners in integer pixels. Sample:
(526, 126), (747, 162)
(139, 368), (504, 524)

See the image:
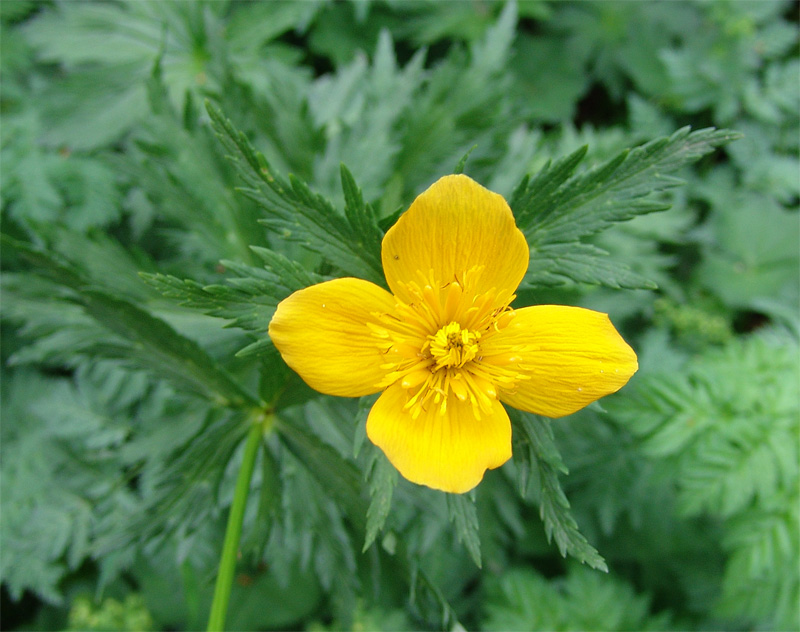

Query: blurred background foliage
(1, 0), (798, 630)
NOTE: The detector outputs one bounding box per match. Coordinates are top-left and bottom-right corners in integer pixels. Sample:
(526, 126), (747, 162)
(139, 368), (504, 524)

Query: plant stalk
(207, 418), (264, 631)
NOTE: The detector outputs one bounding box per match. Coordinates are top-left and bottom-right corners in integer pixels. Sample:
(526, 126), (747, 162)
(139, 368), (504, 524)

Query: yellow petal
(269, 278), (396, 397)
(366, 383), (512, 493)
(487, 305), (638, 417)
(381, 175), (529, 303)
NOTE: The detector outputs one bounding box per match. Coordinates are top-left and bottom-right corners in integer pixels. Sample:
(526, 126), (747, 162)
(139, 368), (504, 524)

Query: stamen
(371, 269), (527, 419)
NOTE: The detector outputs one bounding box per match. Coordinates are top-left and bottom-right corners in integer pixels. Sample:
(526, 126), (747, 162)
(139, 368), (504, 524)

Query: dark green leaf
(446, 493), (482, 568)
(513, 127), (741, 288)
(142, 247), (320, 339)
(363, 447), (398, 552)
(453, 145), (478, 174)
(205, 102), (386, 285)
(512, 411), (607, 571)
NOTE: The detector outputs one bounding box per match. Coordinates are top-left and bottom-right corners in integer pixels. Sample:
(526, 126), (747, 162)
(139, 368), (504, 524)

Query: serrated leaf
(363, 448), (398, 552)
(276, 421), (368, 533)
(512, 411), (607, 571)
(615, 333), (800, 522)
(453, 145), (478, 175)
(277, 417), (461, 627)
(340, 164), (383, 258)
(3, 235), (258, 408)
(446, 493), (482, 568)
(240, 443), (282, 563)
(525, 242), (658, 289)
(79, 290), (258, 409)
(94, 413), (250, 557)
(142, 247), (320, 339)
(0, 366), (149, 604)
(513, 127), (741, 288)
(275, 408), (462, 630)
(235, 337), (275, 360)
(353, 393), (379, 459)
(509, 145), (588, 218)
(469, 1), (517, 74)
(205, 102), (386, 285)
(483, 566), (669, 631)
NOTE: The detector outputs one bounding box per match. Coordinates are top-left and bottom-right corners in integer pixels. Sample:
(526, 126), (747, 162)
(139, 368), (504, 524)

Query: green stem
(207, 418), (264, 632)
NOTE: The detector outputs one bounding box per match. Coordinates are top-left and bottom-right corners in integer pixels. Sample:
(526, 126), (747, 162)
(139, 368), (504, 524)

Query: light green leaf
(80, 290), (259, 409)
(3, 235), (258, 408)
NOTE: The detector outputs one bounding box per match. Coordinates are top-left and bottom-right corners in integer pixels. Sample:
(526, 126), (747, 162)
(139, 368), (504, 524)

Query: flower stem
(207, 418), (264, 632)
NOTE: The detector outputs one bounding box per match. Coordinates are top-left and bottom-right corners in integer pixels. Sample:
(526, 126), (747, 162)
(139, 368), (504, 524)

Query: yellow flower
(269, 175), (638, 493)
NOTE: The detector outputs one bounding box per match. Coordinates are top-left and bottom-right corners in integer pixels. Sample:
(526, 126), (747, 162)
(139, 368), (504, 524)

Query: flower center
(429, 322), (480, 369)
(370, 269), (529, 420)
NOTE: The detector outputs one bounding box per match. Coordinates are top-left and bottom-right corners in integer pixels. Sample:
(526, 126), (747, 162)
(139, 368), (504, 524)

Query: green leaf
(36, 63), (148, 150)
(453, 144), (478, 175)
(226, 0), (323, 52)
(94, 413), (250, 557)
(240, 445), (282, 562)
(276, 420), (368, 532)
(362, 447), (398, 552)
(483, 566), (670, 631)
(0, 113), (124, 230)
(469, 1), (518, 74)
(205, 102), (386, 285)
(142, 247), (325, 366)
(0, 363), (155, 604)
(142, 248), (319, 335)
(340, 164), (383, 261)
(1, 371), (95, 603)
(352, 393), (379, 459)
(308, 29), (428, 202)
(512, 411), (607, 571)
(719, 494), (800, 629)
(276, 417), (461, 628)
(446, 493), (482, 568)
(513, 127), (741, 288)
(694, 181), (800, 310)
(526, 242), (658, 290)
(615, 333), (799, 520)
(79, 290), (258, 409)
(3, 235), (258, 408)
(510, 33), (588, 123)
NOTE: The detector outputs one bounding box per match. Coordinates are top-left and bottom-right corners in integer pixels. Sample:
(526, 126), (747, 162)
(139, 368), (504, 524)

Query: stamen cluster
(370, 270), (532, 419)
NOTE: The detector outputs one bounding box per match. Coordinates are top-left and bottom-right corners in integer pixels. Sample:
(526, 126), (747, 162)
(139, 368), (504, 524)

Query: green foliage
(511, 127), (741, 289)
(363, 447), (398, 553)
(141, 246), (321, 360)
(1, 369), (116, 604)
(446, 493), (482, 568)
(482, 566), (671, 631)
(692, 167), (800, 312)
(608, 331), (800, 629)
(1, 1), (797, 631)
(3, 235), (257, 408)
(511, 411), (607, 571)
(617, 333), (798, 518)
(206, 102), (386, 286)
(653, 297), (733, 348)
